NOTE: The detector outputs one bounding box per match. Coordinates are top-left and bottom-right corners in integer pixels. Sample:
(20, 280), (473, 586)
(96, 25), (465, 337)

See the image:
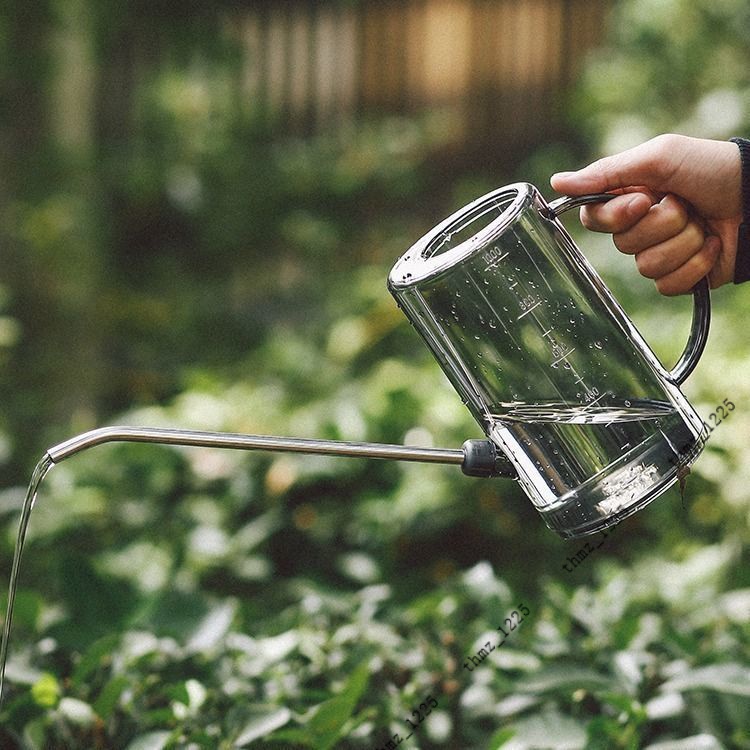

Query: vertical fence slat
(231, 0), (613, 162)
(338, 4), (360, 126)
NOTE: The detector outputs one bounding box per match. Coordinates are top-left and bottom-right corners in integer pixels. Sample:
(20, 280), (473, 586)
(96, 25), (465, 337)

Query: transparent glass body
(389, 183), (705, 538)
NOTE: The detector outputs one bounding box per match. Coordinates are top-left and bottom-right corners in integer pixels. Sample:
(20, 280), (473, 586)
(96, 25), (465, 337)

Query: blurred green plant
(1, 265), (749, 747)
(0, 284), (19, 468)
(2, 0), (750, 747)
(573, 0), (750, 151)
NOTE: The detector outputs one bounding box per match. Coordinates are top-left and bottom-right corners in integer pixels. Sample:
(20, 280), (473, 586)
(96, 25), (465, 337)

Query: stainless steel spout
(47, 426), (516, 478)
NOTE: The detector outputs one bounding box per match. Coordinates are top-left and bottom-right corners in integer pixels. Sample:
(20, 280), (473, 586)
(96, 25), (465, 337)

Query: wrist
(730, 136), (750, 284)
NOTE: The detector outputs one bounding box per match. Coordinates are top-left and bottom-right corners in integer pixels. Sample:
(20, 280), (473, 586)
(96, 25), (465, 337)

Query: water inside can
(485, 399), (697, 536)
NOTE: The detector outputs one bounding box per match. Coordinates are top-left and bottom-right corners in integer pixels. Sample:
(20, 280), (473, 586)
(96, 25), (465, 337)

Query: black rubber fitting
(461, 439), (516, 478)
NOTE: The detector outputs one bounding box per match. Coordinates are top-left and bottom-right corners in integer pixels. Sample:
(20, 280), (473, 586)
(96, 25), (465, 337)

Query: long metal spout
(47, 426), (516, 478)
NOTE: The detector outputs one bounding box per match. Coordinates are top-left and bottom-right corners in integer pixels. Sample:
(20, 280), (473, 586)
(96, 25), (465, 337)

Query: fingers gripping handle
(547, 192), (710, 385)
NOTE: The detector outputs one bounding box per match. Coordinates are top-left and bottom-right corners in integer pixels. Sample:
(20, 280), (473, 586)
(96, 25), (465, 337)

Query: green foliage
(574, 0), (750, 150)
(1, 271), (749, 747)
(1, 0), (750, 747)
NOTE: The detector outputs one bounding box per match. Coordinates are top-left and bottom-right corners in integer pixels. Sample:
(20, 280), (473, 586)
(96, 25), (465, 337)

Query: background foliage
(1, 0), (749, 748)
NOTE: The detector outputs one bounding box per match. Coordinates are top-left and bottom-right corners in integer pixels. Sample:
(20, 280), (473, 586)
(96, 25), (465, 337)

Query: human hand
(550, 134), (742, 295)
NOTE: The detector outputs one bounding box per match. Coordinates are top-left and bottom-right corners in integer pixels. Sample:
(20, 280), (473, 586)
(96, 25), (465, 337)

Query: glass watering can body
(388, 183), (709, 538)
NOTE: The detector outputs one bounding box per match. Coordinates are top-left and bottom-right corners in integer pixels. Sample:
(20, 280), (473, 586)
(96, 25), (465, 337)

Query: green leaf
(30, 672), (60, 708)
(267, 728), (313, 746)
(660, 664), (750, 697)
(641, 735), (726, 750)
(58, 697), (96, 727)
(71, 633), (121, 687)
(305, 661), (370, 750)
(135, 589), (211, 641)
(52, 553), (139, 645)
(0, 589), (42, 632)
(600, 691), (646, 719)
(659, 664), (750, 733)
(505, 708), (588, 749)
(586, 715), (624, 748)
(234, 707), (292, 747)
(124, 731), (172, 750)
(489, 727), (517, 749)
(518, 665), (614, 695)
(21, 717), (47, 750)
(94, 675), (129, 720)
(186, 600), (236, 652)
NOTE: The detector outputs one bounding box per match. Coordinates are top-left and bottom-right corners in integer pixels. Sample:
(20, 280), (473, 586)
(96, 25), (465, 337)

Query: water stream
(0, 453), (54, 703)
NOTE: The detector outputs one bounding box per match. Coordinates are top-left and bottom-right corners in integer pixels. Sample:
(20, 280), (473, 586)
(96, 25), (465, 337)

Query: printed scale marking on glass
(476, 238), (603, 418)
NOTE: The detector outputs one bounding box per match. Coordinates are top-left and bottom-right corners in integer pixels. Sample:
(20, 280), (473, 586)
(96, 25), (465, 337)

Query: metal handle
(46, 426), (516, 478)
(548, 192), (711, 385)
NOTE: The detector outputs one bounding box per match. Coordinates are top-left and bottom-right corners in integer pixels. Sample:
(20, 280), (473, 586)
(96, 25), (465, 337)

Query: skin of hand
(550, 134), (742, 295)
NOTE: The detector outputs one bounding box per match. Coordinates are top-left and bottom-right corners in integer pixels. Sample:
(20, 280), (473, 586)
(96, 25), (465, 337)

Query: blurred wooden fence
(49, 0), (615, 166)
(232, 0), (614, 159)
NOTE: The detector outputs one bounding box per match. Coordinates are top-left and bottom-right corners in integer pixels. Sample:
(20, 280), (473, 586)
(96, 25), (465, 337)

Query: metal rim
(388, 183), (531, 289)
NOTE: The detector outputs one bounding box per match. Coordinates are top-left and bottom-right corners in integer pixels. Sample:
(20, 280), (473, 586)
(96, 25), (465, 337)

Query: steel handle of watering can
(47, 426), (516, 478)
(547, 192), (711, 386)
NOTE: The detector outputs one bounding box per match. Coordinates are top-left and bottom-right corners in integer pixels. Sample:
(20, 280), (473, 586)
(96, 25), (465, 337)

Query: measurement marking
(509, 280), (519, 289)
(484, 252), (509, 271)
(542, 328), (554, 339)
(584, 391), (607, 408)
(574, 375), (585, 385)
(517, 300), (542, 319)
(550, 347), (576, 366)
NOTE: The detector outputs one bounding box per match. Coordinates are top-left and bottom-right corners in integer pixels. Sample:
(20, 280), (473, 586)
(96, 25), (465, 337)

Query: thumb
(551, 136), (679, 196)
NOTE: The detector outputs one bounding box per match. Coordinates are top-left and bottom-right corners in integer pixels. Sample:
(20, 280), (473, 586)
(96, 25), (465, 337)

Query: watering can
(388, 183), (709, 537)
(44, 184), (710, 540)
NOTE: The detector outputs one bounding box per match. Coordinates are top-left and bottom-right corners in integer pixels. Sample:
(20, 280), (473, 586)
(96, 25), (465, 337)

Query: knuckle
(660, 200), (689, 235)
(708, 266), (728, 288)
(644, 134), (688, 184)
(684, 220), (705, 247)
(613, 233), (635, 254)
(579, 206), (595, 230)
(580, 205), (608, 231)
(590, 158), (611, 185)
(655, 277), (682, 296)
(697, 247), (716, 276)
(650, 133), (682, 152)
(635, 251), (658, 279)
